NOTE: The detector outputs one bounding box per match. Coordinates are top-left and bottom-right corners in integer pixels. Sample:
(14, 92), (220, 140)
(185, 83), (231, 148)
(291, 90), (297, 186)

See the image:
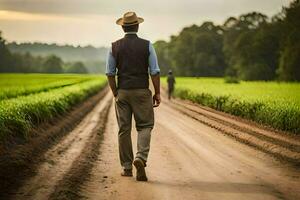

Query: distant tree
(0, 31), (14, 72)
(222, 12), (283, 80)
(43, 55), (63, 73)
(65, 61), (88, 74)
(230, 24), (281, 80)
(278, 38), (300, 81)
(154, 40), (172, 75)
(167, 22), (226, 77)
(1, 32), (65, 74)
(277, 0), (300, 81)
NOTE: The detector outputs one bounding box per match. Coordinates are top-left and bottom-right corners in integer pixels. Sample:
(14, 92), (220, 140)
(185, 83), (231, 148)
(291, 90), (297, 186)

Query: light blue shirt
(105, 33), (160, 76)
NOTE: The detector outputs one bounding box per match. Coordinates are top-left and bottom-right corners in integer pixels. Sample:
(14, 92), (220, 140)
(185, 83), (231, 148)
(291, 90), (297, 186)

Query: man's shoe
(133, 158), (148, 181)
(121, 169), (133, 177)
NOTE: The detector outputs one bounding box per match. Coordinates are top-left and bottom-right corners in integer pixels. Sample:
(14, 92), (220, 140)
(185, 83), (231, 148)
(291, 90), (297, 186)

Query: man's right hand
(153, 93), (161, 107)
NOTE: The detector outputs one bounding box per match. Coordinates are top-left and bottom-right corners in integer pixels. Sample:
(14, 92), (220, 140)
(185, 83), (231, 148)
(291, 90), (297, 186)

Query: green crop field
(0, 74), (96, 100)
(0, 74), (107, 141)
(162, 77), (300, 134)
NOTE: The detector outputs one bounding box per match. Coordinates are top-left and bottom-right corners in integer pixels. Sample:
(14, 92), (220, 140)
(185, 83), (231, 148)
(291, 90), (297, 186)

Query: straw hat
(116, 12), (144, 26)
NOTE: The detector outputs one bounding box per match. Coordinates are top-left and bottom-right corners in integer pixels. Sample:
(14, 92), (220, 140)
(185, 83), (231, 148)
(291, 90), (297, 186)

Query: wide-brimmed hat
(116, 12), (144, 26)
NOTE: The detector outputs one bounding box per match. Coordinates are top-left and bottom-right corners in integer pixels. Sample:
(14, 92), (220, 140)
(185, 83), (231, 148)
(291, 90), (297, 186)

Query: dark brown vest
(112, 34), (149, 89)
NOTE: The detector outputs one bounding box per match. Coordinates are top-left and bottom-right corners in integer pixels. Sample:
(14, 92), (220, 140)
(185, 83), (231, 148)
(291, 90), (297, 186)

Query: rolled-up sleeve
(105, 46), (116, 76)
(149, 43), (160, 75)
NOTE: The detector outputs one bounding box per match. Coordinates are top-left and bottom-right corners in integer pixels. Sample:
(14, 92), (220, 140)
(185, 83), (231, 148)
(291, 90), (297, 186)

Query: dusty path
(10, 91), (300, 200)
(81, 97), (300, 200)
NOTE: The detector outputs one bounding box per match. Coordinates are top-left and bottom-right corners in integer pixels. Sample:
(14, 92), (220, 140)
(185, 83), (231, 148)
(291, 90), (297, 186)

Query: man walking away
(106, 11), (161, 182)
(167, 70), (175, 100)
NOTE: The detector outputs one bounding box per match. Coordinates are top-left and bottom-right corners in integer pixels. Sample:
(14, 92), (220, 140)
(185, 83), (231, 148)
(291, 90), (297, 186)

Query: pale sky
(0, 0), (292, 47)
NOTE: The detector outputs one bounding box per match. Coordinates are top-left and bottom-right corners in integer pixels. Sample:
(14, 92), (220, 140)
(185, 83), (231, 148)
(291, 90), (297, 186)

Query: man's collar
(125, 32), (137, 35)
(124, 32), (138, 38)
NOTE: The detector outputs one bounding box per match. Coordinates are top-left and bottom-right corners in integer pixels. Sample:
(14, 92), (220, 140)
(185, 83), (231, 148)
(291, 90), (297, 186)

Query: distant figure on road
(106, 12), (161, 182)
(167, 70), (175, 100)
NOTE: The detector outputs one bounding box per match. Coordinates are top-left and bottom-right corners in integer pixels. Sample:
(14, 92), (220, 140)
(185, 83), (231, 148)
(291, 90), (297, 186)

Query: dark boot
(133, 158), (147, 181)
(121, 169), (133, 177)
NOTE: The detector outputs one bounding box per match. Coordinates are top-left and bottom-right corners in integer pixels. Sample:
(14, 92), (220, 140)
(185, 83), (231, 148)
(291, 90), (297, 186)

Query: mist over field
(7, 43), (108, 73)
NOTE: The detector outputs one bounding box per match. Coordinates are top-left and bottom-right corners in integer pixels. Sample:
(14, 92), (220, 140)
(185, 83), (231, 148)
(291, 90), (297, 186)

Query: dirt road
(9, 90), (300, 200)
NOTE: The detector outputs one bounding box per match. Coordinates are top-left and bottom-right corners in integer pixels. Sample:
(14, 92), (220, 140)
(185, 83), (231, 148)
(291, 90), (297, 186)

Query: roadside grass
(162, 77), (300, 134)
(0, 74), (107, 142)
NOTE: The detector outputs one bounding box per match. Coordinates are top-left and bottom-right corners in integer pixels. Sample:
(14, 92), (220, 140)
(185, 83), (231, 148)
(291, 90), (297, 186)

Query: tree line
(154, 0), (300, 81)
(7, 42), (107, 62)
(0, 34), (88, 74)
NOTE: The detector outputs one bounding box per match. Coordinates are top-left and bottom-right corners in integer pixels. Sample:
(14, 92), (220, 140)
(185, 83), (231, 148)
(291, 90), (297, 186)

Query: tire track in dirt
(11, 92), (112, 200)
(49, 100), (112, 200)
(167, 98), (300, 165)
(0, 87), (108, 200)
(172, 99), (300, 151)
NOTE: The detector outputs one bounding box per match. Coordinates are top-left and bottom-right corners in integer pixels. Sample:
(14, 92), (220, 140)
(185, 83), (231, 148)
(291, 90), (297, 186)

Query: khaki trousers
(115, 89), (154, 170)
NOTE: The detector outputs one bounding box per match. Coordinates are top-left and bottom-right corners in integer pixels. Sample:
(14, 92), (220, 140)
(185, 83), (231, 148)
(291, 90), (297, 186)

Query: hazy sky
(0, 0), (292, 47)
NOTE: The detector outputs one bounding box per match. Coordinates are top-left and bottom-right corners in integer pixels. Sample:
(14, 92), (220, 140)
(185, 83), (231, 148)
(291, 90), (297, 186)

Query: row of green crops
(0, 75), (107, 141)
(162, 77), (300, 134)
(0, 74), (97, 100)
